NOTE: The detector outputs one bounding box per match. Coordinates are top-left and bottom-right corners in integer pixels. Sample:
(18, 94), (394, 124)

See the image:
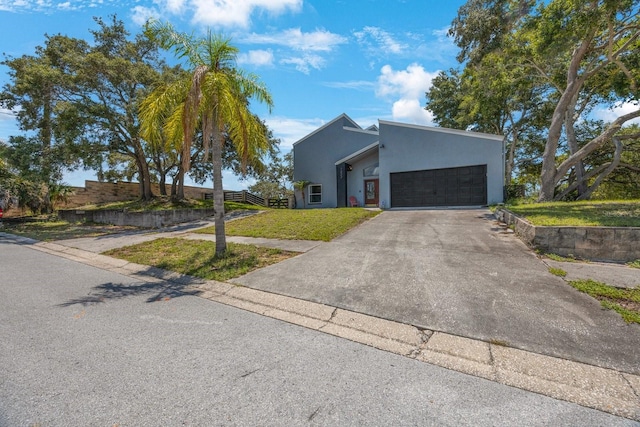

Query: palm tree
(143, 21), (273, 255)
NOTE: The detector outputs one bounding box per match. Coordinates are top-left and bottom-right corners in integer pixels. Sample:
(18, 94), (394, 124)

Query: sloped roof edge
(378, 119), (504, 142)
(292, 113), (361, 147)
(334, 142), (379, 165)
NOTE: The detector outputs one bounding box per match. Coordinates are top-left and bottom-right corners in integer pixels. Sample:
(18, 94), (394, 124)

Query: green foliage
(142, 20), (274, 255)
(104, 238), (295, 282)
(627, 260), (640, 269)
(248, 152), (293, 200)
(195, 208), (380, 241)
(442, 0), (640, 199)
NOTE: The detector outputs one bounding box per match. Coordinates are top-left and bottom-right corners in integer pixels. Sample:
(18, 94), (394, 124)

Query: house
(292, 113), (505, 209)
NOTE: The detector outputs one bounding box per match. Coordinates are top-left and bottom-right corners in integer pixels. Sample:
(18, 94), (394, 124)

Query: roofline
(343, 126), (379, 135)
(292, 113), (361, 147)
(334, 141), (379, 165)
(378, 119), (504, 142)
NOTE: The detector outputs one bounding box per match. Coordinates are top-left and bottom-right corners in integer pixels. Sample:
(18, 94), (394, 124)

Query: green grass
(74, 198), (262, 213)
(568, 279), (640, 324)
(548, 267), (567, 277)
(545, 253), (583, 263)
(627, 260), (640, 269)
(505, 200), (640, 227)
(104, 238), (295, 281)
(1, 218), (137, 241)
(195, 208), (381, 241)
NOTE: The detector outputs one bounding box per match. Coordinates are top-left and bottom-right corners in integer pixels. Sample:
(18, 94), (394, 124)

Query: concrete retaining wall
(495, 208), (640, 263)
(58, 208), (216, 229)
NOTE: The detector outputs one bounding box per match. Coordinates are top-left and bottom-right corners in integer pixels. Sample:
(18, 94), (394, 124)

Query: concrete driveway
(232, 209), (640, 374)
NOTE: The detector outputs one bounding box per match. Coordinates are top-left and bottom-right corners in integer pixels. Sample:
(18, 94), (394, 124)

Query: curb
(3, 232), (639, 421)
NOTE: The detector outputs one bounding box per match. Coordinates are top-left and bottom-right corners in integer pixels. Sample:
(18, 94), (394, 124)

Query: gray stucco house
(293, 113), (505, 209)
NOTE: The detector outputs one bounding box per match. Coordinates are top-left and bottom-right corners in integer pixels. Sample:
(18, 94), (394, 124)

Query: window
(308, 184), (322, 204)
(363, 162), (379, 177)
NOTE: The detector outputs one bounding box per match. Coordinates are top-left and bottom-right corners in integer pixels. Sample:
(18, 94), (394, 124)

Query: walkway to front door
(364, 179), (379, 206)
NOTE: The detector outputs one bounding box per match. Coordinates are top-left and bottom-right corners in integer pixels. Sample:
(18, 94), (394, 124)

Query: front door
(364, 179), (379, 206)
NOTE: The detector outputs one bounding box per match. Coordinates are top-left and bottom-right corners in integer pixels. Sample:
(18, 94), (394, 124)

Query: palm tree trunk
(211, 125), (226, 256)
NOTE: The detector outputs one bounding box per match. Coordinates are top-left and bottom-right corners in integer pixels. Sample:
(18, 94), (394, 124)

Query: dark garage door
(390, 165), (487, 207)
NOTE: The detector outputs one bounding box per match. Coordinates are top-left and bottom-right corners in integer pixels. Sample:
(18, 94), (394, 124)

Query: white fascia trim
(292, 113), (361, 147)
(378, 119), (504, 142)
(343, 126), (379, 136)
(334, 142), (380, 165)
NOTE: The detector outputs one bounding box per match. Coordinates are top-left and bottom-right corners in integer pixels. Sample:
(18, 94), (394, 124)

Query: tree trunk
(158, 171), (167, 196)
(538, 34), (594, 202)
(210, 119), (226, 256)
(176, 160), (185, 200)
(505, 132), (518, 185)
(564, 95), (587, 197)
(133, 139), (153, 200)
(576, 137), (624, 201)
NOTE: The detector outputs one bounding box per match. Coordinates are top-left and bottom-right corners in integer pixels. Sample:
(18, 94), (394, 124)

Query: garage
(390, 164), (487, 208)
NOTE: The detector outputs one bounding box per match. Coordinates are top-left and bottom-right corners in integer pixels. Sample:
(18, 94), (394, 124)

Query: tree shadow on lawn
(57, 266), (204, 307)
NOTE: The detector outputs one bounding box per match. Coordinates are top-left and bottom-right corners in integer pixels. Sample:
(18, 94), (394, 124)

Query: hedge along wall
(495, 208), (640, 263)
(62, 180), (212, 208)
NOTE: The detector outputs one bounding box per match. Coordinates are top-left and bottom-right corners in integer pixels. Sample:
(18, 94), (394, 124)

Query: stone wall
(62, 180), (212, 208)
(495, 208), (640, 263)
(58, 208), (216, 228)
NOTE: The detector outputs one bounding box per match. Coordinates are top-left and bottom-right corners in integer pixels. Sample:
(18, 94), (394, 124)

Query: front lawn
(195, 208), (380, 241)
(104, 238), (296, 281)
(505, 200), (640, 227)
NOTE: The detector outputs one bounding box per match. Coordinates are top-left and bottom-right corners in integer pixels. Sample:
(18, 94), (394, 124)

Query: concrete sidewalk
(1, 230), (638, 421)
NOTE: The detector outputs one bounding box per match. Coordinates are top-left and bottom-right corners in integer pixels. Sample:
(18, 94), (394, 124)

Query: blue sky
(1, 0), (467, 189)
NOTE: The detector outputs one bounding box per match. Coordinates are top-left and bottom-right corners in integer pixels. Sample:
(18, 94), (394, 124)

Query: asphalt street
(1, 238), (638, 426)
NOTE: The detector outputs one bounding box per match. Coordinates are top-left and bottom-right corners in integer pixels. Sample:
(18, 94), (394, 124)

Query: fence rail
(206, 191), (291, 208)
(268, 198), (290, 209)
(222, 190), (266, 206)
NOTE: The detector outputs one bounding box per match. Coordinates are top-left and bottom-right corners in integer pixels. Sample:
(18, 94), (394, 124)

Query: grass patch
(73, 197), (262, 213)
(627, 260), (640, 269)
(104, 238), (296, 281)
(1, 217), (137, 241)
(545, 253), (583, 263)
(195, 208), (381, 241)
(548, 267), (567, 277)
(568, 279), (640, 324)
(505, 200), (640, 227)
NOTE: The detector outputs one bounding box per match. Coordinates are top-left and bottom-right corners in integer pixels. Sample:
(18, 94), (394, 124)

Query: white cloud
(593, 101), (640, 126)
(131, 5), (160, 26)
(391, 98), (434, 125)
(237, 49), (275, 67)
(376, 63), (438, 125)
(189, 0), (302, 28)
(241, 28), (347, 52)
(353, 26), (406, 55)
(264, 116), (326, 149)
(241, 28), (346, 73)
(0, 0), (115, 12)
(280, 53), (325, 74)
(322, 80), (375, 91)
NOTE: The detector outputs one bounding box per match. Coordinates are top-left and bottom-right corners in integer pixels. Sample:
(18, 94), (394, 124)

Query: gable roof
(292, 113), (361, 147)
(378, 119), (504, 142)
